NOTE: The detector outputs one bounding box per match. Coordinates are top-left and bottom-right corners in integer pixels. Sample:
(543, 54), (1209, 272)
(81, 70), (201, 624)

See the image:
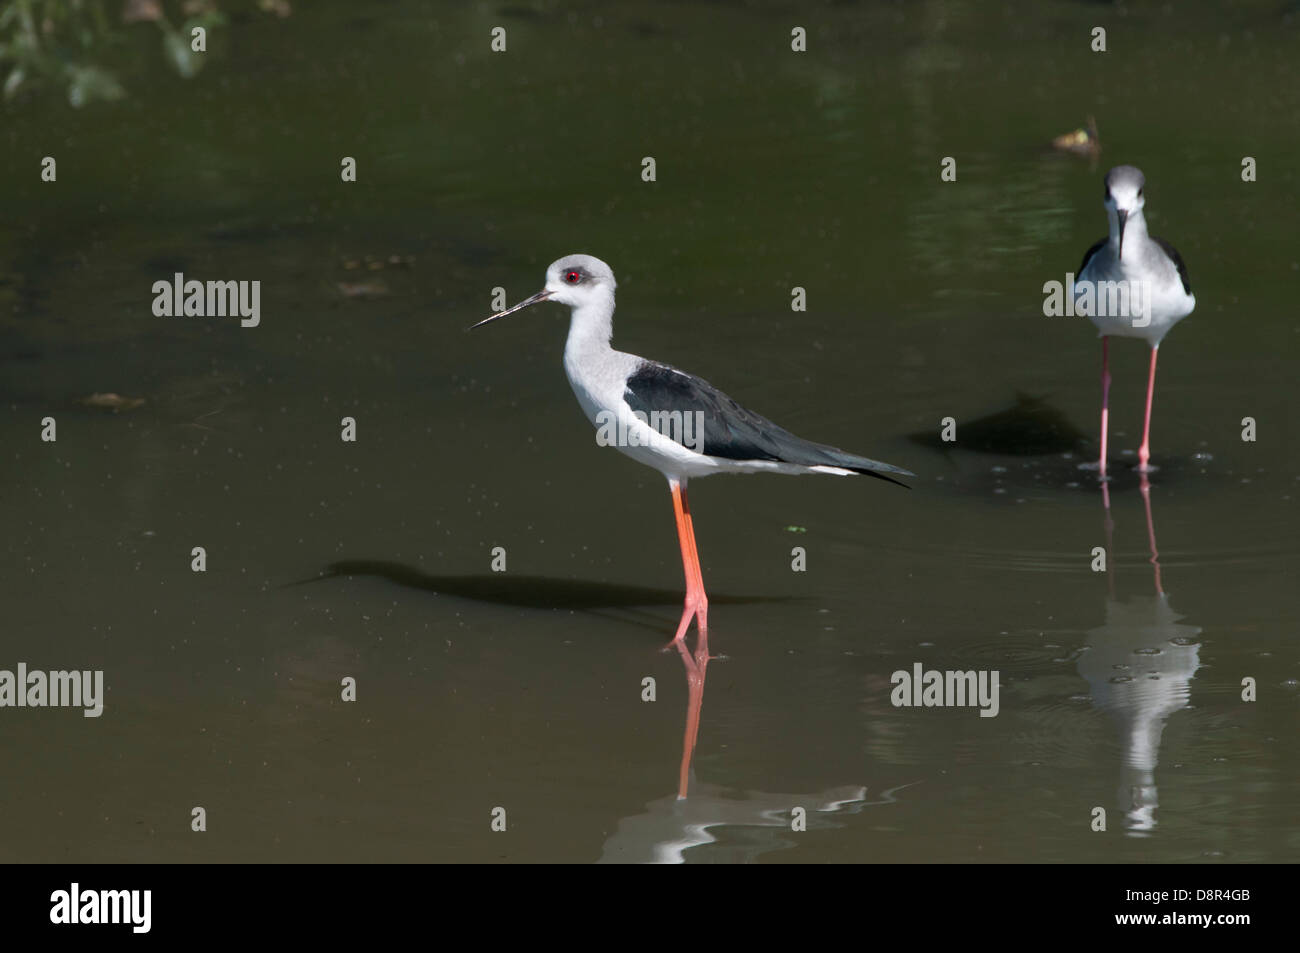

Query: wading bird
(1076, 166), (1195, 476)
(471, 254), (911, 647)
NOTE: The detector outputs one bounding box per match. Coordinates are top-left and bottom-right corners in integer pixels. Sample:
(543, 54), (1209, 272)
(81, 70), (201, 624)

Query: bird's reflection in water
(600, 628), (915, 863)
(670, 627), (710, 801)
(1078, 476), (1200, 835)
(597, 780), (904, 864)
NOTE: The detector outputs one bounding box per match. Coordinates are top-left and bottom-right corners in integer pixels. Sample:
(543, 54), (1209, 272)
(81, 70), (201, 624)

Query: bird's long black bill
(468, 290), (552, 330)
(1116, 209), (1128, 261)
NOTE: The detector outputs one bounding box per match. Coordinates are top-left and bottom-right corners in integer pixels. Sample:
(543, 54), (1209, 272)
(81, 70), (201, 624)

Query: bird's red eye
(565, 270), (581, 284)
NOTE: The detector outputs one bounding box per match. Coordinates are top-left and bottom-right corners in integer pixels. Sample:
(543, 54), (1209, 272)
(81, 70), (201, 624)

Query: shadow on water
(904, 394), (1237, 497)
(295, 560), (791, 611)
(906, 391), (1230, 494)
(909, 393), (1091, 458)
(904, 388), (1227, 497)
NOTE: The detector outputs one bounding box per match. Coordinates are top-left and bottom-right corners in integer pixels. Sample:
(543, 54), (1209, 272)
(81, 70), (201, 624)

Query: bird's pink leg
(666, 479), (709, 649)
(1098, 336), (1111, 478)
(1138, 346), (1159, 472)
(668, 480), (711, 795)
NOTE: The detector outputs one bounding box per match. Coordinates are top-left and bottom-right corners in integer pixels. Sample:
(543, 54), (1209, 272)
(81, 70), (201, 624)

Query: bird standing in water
(471, 254), (911, 647)
(1076, 165), (1195, 476)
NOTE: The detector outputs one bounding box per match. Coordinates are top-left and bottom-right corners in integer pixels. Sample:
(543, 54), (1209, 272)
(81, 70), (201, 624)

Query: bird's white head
(470, 253), (616, 330)
(542, 254), (616, 308)
(1104, 165), (1146, 215)
(1102, 165), (1146, 261)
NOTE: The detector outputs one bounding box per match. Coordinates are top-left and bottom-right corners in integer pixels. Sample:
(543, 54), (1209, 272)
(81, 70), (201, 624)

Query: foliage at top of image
(0, 0), (287, 108)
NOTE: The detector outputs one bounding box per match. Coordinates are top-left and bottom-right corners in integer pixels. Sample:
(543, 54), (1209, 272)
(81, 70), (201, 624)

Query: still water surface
(1, 1), (1296, 862)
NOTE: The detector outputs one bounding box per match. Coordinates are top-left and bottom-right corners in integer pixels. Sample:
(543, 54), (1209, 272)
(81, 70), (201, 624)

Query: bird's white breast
(1077, 250), (1194, 345)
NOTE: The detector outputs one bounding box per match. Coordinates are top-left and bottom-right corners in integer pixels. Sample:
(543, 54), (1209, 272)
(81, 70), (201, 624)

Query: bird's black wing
(1152, 236), (1192, 295)
(1079, 238), (1107, 276)
(622, 360), (911, 485)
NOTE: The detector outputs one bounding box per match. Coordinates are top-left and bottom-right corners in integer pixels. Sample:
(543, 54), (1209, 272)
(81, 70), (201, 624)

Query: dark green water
(1, 1), (1297, 862)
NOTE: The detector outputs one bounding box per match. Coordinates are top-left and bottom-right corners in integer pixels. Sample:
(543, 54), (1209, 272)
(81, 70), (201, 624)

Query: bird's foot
(1077, 460), (1110, 481)
(662, 602), (707, 652)
(661, 635), (715, 656)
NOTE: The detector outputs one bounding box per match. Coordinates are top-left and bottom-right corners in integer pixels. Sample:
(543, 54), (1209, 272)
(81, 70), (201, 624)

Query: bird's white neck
(563, 290), (616, 363)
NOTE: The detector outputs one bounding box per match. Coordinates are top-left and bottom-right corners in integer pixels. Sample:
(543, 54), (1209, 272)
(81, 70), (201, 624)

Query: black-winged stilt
(1076, 165), (1195, 476)
(471, 254), (911, 647)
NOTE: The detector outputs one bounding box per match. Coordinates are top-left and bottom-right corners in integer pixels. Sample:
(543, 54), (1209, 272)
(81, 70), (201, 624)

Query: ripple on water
(918, 450), (1273, 500)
